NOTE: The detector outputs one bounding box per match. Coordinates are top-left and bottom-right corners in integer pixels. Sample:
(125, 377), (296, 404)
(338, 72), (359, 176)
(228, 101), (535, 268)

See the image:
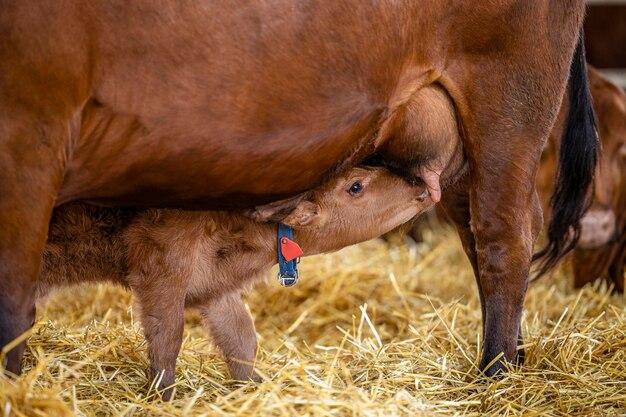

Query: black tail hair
(533, 29), (599, 276)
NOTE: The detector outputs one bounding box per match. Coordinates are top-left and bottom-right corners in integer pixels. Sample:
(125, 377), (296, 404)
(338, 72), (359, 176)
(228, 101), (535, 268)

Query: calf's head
(251, 167), (433, 251)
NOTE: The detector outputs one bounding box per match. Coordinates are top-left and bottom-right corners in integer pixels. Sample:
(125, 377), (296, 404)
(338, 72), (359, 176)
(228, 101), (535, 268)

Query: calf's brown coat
(39, 167), (432, 399)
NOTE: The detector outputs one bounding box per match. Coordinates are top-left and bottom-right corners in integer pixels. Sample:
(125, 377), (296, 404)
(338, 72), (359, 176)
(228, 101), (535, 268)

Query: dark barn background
(586, 0), (626, 86)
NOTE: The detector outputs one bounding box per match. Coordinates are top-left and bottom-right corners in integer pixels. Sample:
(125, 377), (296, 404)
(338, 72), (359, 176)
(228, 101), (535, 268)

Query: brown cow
(39, 166), (432, 399)
(0, 1), (596, 378)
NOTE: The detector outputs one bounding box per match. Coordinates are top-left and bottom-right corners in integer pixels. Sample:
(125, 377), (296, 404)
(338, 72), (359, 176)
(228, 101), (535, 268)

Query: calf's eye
(348, 181), (363, 195)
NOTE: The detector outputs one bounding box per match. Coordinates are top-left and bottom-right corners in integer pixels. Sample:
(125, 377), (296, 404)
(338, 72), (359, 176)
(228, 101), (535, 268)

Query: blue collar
(277, 223), (302, 287)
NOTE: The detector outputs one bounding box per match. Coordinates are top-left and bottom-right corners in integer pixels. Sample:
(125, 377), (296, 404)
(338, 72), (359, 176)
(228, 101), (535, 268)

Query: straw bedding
(1, 227), (625, 416)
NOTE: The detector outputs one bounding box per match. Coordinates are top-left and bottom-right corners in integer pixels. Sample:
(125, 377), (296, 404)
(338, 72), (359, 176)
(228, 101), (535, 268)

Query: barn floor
(1, 228), (625, 416)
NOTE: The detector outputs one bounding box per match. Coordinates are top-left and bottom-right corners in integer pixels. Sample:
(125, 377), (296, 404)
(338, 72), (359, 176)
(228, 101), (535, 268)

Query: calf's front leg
(200, 293), (261, 382)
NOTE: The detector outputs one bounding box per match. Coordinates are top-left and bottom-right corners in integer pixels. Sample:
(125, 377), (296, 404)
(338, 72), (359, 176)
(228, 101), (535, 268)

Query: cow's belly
(58, 102), (383, 209)
(55, 1), (451, 209)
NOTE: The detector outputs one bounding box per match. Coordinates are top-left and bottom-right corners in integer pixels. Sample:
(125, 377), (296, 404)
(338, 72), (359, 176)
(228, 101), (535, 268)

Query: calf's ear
(281, 201), (320, 227)
(244, 192), (311, 223)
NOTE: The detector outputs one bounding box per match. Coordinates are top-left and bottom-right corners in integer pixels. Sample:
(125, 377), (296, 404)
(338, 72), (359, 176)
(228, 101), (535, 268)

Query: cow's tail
(533, 29), (599, 277)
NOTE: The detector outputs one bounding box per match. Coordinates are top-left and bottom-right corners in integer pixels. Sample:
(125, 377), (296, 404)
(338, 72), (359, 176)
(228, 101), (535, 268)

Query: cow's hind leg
(441, 175), (530, 367)
(0, 109), (67, 374)
(468, 160), (543, 376)
(438, 4), (587, 375)
(442, 84), (549, 376)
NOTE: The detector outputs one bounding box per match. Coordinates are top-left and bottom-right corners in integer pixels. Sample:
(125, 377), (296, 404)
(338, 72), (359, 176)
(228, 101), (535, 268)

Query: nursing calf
(39, 167), (432, 399)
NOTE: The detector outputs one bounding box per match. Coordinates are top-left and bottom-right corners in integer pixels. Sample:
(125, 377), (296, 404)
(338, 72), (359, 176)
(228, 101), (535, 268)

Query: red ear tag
(280, 237), (303, 262)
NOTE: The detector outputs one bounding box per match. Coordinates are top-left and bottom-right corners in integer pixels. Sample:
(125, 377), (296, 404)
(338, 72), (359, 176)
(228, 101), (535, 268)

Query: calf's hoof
(158, 386), (174, 402)
(228, 361), (262, 383)
(148, 368), (176, 401)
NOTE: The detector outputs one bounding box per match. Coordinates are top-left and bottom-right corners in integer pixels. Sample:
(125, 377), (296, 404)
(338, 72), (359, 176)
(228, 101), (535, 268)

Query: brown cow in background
(537, 68), (625, 292)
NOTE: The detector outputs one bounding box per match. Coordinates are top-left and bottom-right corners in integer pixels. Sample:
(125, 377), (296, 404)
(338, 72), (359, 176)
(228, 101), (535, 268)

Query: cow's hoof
(515, 346), (526, 366)
(479, 356), (508, 378)
(250, 371), (263, 383)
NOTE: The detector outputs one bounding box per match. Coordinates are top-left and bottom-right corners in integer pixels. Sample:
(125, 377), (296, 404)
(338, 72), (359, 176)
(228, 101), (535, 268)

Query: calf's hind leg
(0, 109), (67, 374)
(132, 280), (186, 401)
(200, 293), (260, 382)
(126, 213), (204, 400)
